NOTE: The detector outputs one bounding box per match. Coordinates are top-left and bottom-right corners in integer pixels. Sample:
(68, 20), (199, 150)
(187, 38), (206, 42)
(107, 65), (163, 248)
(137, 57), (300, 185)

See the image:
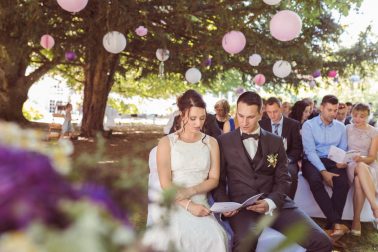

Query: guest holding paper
(213, 91), (332, 252)
(346, 103), (378, 236)
(301, 95), (350, 244)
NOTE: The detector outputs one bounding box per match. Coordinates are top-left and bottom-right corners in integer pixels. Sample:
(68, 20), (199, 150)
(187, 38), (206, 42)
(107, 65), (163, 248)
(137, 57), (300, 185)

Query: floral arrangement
(266, 153), (278, 168)
(0, 121), (136, 252)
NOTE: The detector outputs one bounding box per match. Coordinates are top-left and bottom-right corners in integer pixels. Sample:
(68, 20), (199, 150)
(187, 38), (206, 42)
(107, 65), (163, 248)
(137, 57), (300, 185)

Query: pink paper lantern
(270, 10), (302, 42)
(57, 0), (88, 13)
(222, 31), (246, 55)
(253, 74), (266, 86)
(328, 70), (337, 78)
(40, 34), (55, 50)
(135, 26), (148, 36)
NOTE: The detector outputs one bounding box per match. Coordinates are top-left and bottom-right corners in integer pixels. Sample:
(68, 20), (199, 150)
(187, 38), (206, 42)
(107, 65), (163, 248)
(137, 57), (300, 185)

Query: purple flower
(0, 145), (78, 233)
(79, 183), (131, 226)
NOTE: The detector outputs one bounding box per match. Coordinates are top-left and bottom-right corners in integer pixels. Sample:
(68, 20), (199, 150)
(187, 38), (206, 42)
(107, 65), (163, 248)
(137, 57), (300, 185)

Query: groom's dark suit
(213, 128), (332, 252)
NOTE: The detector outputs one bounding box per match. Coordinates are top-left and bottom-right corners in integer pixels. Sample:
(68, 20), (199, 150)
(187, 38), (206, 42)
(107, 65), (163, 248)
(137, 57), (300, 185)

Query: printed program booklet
(210, 193), (264, 213)
(327, 145), (360, 163)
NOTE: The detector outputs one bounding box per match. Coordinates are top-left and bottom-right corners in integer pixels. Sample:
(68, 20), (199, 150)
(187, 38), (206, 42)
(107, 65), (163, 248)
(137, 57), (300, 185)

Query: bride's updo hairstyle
(177, 89), (207, 132)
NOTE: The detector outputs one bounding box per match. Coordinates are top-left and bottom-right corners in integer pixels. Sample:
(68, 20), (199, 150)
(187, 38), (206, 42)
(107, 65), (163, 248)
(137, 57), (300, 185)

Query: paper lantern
(249, 54), (262, 66)
(57, 0), (88, 13)
(253, 74), (266, 86)
(65, 51), (76, 61)
(350, 75), (360, 83)
(40, 34), (55, 50)
(312, 69), (321, 78)
(273, 60), (291, 78)
(327, 70), (337, 78)
(102, 31), (127, 54)
(135, 26), (148, 36)
(185, 68), (202, 84)
(235, 87), (245, 95)
(156, 48), (169, 61)
(222, 31), (246, 55)
(270, 10), (302, 42)
(263, 0), (282, 5)
(309, 80), (316, 88)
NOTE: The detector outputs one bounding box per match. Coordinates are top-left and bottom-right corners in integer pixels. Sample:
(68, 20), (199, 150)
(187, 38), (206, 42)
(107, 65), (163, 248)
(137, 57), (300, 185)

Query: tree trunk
(0, 61), (55, 124)
(0, 78), (29, 123)
(80, 51), (119, 137)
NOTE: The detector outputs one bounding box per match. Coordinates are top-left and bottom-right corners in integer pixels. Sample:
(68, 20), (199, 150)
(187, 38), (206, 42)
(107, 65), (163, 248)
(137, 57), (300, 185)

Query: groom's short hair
(237, 91), (262, 111)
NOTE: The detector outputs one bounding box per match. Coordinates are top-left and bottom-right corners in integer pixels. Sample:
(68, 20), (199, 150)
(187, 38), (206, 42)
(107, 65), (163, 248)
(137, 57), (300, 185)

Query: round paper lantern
(57, 0), (88, 13)
(185, 68), (202, 84)
(156, 48), (169, 61)
(40, 34), (55, 50)
(222, 31), (246, 55)
(309, 80), (316, 88)
(253, 74), (266, 86)
(263, 0), (282, 5)
(135, 26), (148, 36)
(65, 51), (76, 61)
(350, 75), (360, 83)
(249, 54), (262, 66)
(102, 31), (127, 54)
(327, 70), (337, 78)
(235, 87), (245, 95)
(270, 10), (302, 42)
(312, 69), (321, 78)
(273, 60), (291, 78)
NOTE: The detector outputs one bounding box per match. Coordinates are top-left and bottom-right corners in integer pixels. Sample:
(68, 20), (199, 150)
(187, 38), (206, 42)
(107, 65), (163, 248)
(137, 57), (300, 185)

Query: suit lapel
(281, 117), (289, 138)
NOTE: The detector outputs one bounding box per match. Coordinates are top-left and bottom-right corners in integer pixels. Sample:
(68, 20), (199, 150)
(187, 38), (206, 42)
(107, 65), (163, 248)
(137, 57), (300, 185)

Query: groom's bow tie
(241, 133), (259, 141)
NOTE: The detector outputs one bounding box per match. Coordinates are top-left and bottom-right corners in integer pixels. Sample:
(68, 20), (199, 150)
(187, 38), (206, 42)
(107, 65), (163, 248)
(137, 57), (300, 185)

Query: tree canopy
(1, 0), (377, 135)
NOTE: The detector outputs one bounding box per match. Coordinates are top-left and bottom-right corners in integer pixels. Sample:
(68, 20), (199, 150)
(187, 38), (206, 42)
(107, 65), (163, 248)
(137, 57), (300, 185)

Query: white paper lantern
(249, 54), (262, 66)
(263, 0), (282, 5)
(156, 48), (170, 61)
(102, 31), (127, 54)
(185, 68), (202, 84)
(273, 60), (291, 78)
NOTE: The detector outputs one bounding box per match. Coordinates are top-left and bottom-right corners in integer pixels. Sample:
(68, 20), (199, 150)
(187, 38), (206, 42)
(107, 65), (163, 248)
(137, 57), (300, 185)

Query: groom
(213, 91), (332, 252)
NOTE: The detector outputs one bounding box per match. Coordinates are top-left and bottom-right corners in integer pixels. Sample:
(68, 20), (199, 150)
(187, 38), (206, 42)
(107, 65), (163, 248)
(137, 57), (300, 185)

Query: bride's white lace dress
(143, 133), (228, 252)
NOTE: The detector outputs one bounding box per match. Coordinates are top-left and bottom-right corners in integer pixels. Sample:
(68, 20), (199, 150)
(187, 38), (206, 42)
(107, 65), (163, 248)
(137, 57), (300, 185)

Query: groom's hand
(246, 200), (268, 213)
(320, 170), (339, 187)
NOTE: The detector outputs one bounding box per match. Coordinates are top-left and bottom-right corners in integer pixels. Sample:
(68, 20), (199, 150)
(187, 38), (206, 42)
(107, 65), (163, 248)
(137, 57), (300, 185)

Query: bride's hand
(176, 187), (196, 201)
(187, 203), (211, 217)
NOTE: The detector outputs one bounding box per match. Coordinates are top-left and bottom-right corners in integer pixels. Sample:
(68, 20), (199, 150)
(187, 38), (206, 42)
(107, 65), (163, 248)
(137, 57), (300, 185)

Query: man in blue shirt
(301, 95), (349, 243)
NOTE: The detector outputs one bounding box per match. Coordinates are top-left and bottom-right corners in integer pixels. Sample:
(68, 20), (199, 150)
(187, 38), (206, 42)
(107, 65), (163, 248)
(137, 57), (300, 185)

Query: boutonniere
(267, 153), (278, 168)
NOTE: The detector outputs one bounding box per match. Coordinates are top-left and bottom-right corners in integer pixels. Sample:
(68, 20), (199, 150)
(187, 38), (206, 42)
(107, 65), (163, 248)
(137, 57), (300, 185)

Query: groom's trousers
(229, 206), (332, 252)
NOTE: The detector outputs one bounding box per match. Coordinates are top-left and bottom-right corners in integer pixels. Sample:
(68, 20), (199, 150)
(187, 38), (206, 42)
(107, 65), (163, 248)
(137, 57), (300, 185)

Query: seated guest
(260, 97), (302, 199)
(344, 102), (353, 125)
(336, 103), (349, 125)
(346, 103), (378, 236)
(282, 101), (292, 117)
(301, 95), (350, 243)
(303, 98), (319, 120)
(289, 100), (312, 127)
(214, 99), (235, 133)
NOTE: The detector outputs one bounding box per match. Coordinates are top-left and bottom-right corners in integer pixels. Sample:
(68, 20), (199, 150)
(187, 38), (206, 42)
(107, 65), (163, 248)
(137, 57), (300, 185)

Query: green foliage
(107, 98), (139, 115)
(22, 103), (43, 121)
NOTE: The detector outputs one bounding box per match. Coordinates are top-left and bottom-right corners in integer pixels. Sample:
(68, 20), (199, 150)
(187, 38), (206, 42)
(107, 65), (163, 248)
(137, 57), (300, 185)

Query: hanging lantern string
(106, 0), (112, 31)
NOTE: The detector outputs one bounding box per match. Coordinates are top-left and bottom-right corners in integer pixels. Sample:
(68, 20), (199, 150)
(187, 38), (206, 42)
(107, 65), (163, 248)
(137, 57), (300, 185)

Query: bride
(143, 89), (227, 252)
